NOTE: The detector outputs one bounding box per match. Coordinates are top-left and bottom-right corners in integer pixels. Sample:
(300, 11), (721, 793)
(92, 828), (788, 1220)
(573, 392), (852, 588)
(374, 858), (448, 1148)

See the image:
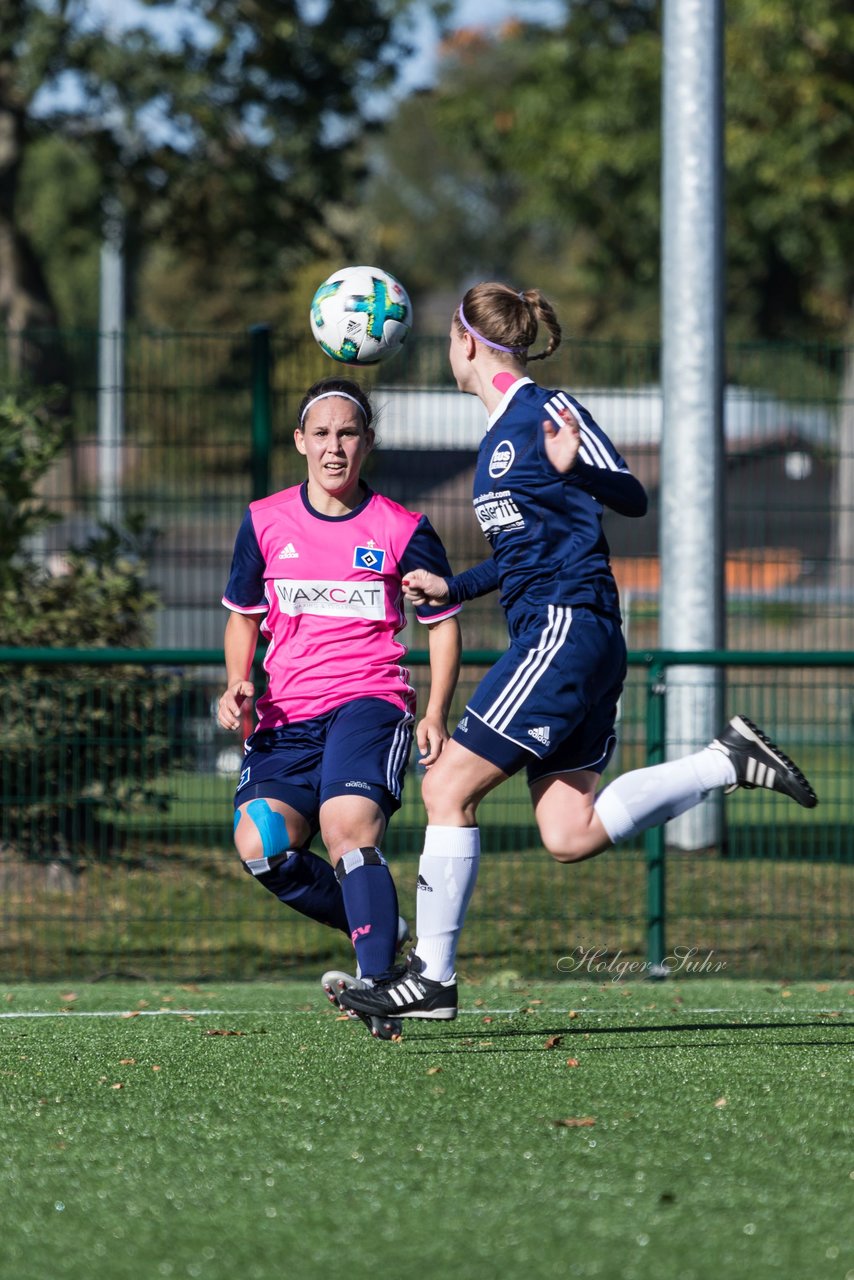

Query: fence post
(645, 656), (668, 973)
(250, 324), (272, 502)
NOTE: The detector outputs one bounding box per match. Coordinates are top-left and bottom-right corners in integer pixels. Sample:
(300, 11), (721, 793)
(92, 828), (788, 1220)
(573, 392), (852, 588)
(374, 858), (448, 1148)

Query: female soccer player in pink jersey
(217, 376), (461, 1038)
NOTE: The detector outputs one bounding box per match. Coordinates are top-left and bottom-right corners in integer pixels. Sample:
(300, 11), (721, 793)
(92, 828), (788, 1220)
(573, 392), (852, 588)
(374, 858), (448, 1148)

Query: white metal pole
(98, 197), (125, 526)
(660, 0), (725, 849)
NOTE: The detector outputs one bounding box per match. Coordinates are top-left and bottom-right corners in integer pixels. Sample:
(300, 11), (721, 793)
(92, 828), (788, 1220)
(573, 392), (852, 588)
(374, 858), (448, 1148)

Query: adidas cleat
(339, 955), (458, 1022)
(709, 715), (818, 808)
(320, 970), (402, 1041)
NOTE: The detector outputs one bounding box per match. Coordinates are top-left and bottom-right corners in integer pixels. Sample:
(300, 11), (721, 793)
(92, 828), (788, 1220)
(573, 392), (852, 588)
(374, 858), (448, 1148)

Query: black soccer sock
(244, 848), (350, 934)
(335, 846), (400, 980)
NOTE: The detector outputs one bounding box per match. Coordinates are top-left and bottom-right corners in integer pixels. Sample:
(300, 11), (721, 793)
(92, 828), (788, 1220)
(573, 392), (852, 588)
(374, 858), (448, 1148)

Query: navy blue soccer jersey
(448, 378), (647, 627)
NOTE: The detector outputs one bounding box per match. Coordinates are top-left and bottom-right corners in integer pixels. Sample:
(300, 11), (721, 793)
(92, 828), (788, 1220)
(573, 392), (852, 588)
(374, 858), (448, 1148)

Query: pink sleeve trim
(415, 604), (462, 624)
(222, 596), (268, 615)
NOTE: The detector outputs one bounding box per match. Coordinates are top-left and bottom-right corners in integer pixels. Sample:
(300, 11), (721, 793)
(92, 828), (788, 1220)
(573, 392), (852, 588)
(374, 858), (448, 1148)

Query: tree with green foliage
(0, 0), (450, 368)
(364, 0), (853, 347)
(0, 391), (178, 859)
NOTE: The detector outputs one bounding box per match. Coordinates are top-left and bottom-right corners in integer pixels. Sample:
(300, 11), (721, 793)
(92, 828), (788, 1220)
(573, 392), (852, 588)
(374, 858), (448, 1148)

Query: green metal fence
(1, 648), (850, 983)
(6, 326), (852, 652)
(2, 326), (852, 981)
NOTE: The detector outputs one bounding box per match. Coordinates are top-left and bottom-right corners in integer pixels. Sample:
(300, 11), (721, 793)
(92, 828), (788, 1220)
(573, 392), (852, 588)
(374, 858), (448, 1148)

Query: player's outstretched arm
(402, 568), (450, 606)
(417, 615), (462, 767)
(217, 612), (261, 730)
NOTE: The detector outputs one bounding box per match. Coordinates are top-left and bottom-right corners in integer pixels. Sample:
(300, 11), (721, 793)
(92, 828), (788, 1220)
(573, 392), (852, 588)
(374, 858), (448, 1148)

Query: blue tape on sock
(244, 799), (291, 861)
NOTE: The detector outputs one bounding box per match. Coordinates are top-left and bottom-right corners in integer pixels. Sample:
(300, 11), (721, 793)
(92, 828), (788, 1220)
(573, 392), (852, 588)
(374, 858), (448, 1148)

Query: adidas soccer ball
(309, 265), (413, 366)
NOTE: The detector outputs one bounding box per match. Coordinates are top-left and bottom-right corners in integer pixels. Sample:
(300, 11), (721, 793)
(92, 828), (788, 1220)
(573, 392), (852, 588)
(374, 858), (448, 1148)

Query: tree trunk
(0, 66), (62, 383)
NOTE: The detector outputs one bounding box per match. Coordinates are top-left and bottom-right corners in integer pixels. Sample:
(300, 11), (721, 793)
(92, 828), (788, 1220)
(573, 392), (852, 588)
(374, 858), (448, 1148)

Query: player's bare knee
(547, 842), (588, 864)
(540, 827), (597, 864)
(233, 800), (291, 865)
(233, 812), (262, 861)
(422, 771), (475, 826)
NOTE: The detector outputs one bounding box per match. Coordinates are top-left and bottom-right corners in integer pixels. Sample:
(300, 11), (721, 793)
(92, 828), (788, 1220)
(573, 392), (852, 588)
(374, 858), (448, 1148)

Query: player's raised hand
(217, 680), (254, 731)
(542, 406), (581, 474)
(402, 569), (450, 606)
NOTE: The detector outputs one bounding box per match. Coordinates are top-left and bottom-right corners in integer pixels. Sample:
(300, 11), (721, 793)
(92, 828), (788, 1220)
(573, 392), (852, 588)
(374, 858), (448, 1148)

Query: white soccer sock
(594, 748), (737, 845)
(413, 825), (481, 982)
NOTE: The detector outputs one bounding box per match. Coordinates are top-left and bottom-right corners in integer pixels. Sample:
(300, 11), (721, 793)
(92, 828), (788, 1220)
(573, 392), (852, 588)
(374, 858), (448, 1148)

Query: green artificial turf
(0, 980), (850, 1280)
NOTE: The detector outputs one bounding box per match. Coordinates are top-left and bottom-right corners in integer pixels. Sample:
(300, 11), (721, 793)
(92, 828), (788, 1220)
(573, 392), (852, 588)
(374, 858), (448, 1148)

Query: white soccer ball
(309, 265), (413, 366)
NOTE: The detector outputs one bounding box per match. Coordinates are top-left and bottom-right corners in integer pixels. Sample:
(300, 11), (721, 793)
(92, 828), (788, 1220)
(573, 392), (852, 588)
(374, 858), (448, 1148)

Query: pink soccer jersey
(222, 483), (460, 729)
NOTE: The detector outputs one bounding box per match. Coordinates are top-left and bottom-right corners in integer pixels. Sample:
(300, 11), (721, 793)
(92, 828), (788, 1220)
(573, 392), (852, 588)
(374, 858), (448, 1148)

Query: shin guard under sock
(336, 847), (400, 981)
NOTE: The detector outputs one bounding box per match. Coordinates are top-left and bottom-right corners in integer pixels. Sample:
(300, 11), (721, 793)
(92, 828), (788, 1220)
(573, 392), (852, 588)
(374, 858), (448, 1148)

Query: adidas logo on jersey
(278, 543), (298, 559)
(416, 874), (433, 893)
(457, 716), (469, 733)
(528, 725), (551, 746)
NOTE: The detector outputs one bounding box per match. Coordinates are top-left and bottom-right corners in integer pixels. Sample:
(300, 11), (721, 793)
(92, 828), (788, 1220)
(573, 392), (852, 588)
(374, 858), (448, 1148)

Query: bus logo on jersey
(488, 440), (515, 478)
(274, 579), (385, 619)
(353, 544), (386, 573)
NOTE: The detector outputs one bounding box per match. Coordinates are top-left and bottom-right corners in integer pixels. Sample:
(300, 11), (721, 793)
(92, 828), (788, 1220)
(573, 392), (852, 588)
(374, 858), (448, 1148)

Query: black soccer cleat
(338, 954), (458, 1022)
(320, 970), (402, 1041)
(709, 715), (818, 809)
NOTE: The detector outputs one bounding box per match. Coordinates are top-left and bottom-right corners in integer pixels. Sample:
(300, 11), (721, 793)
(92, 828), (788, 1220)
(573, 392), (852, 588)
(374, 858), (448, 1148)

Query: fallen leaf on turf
(566, 1058), (580, 1068)
(120, 1012), (140, 1019)
(568, 1011), (579, 1020)
(714, 1097), (727, 1108)
(554, 1117), (595, 1128)
(111, 1083), (124, 1090)
(335, 1015), (350, 1022)
(544, 1035), (563, 1050)
(474, 998), (485, 1007)
(60, 992), (77, 1003)
(482, 1017), (493, 1024)
(529, 999), (543, 1006)
(204, 1029), (245, 1037)
(119, 1058), (136, 1066)
(151, 1065), (162, 1071)
(427, 1067), (442, 1075)
(781, 990), (792, 998)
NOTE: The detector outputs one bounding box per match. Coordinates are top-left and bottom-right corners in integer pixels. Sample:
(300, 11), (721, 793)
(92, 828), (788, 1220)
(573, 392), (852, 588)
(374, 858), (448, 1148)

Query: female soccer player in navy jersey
(340, 281), (817, 1026)
(217, 376), (461, 1038)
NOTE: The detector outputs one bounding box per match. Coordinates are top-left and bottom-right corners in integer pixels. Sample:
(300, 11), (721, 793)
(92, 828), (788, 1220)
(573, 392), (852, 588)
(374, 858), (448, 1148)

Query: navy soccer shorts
(234, 696), (415, 829)
(452, 604), (626, 784)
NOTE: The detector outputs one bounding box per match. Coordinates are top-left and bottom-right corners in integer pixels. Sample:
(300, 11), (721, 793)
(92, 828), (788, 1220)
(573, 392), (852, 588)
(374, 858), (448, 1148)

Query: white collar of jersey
(486, 376), (534, 432)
